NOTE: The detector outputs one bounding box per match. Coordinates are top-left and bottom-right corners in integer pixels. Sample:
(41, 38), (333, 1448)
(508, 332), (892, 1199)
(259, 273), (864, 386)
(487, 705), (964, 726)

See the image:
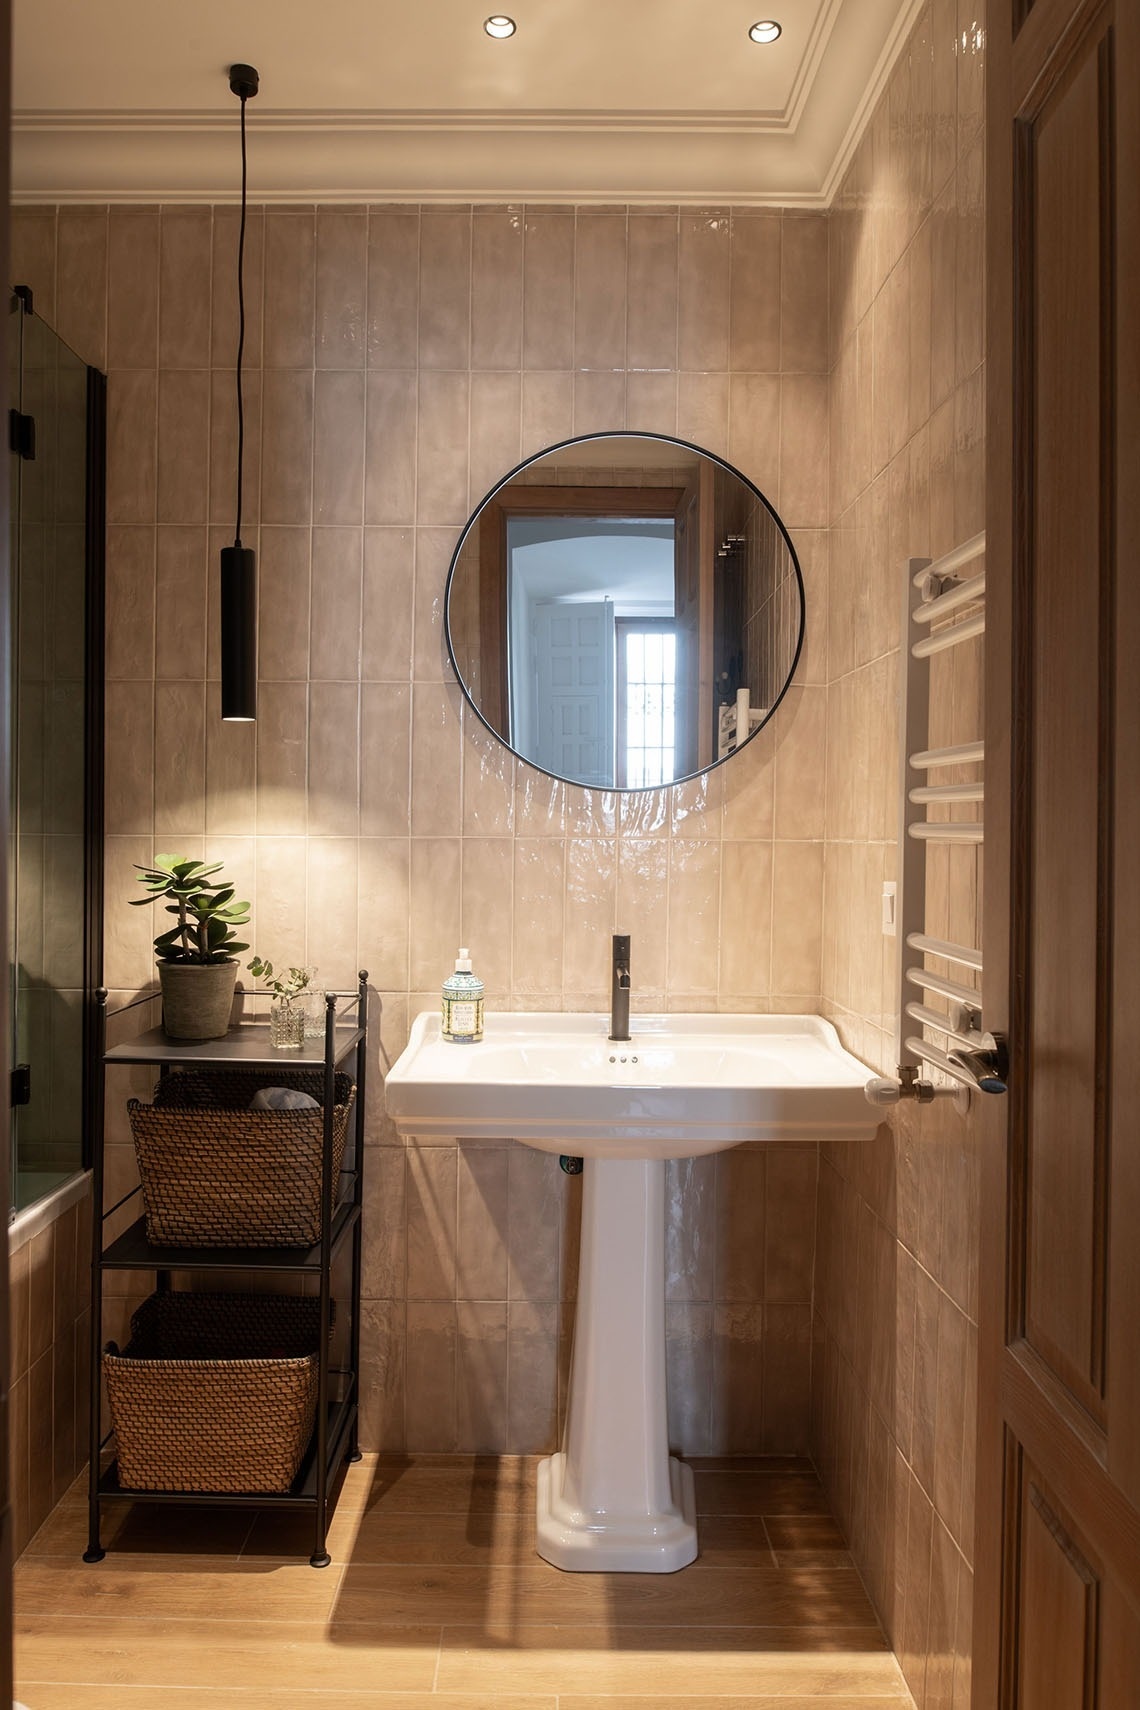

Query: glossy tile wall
(8, 1196), (91, 1557)
(11, 203), (831, 1458)
(817, 0), (985, 1704)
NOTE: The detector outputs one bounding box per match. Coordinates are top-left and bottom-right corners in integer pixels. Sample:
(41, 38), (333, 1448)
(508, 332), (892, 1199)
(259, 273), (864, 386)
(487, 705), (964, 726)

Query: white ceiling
(11, 0), (921, 206)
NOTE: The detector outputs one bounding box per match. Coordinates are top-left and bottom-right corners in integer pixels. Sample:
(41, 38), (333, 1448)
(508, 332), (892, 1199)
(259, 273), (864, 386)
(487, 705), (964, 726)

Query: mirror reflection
(446, 433), (804, 791)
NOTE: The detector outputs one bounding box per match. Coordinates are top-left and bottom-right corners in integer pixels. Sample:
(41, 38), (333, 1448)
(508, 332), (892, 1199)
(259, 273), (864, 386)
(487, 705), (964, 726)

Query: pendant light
(220, 63), (259, 721)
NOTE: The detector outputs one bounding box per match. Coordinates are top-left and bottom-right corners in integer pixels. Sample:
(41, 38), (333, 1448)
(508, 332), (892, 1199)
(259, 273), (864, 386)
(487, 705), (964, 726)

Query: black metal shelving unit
(84, 972), (369, 1569)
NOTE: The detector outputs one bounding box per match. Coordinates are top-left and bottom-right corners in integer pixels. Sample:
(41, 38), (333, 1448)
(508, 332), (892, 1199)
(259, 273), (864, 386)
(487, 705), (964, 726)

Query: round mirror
(445, 431), (805, 791)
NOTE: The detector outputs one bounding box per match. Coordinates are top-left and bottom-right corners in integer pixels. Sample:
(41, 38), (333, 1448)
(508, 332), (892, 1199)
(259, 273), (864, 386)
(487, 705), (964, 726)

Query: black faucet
(610, 933), (631, 1042)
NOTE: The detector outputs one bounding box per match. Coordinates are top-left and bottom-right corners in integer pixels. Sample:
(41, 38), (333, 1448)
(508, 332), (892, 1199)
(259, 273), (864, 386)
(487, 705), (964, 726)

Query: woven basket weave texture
(127, 1068), (355, 1247)
(104, 1291), (323, 1493)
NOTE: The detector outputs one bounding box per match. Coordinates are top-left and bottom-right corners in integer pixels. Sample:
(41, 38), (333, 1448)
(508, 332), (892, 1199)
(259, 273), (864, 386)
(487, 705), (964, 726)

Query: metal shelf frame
(85, 972), (370, 1569)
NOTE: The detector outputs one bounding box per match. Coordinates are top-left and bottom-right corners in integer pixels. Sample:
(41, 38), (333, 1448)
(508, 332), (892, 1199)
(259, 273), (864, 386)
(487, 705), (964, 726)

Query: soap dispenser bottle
(441, 948), (484, 1043)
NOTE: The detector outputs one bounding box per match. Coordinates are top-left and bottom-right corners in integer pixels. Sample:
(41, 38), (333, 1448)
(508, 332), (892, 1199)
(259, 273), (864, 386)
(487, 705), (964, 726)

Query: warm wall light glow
(484, 15), (516, 36)
(748, 20), (782, 43)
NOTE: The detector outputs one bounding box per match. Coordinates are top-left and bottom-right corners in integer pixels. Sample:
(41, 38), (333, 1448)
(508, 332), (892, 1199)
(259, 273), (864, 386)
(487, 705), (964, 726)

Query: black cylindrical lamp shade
(220, 545), (257, 720)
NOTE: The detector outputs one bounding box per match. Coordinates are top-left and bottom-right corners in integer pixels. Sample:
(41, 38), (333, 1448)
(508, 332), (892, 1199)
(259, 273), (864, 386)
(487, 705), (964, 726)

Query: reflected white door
(529, 599), (614, 785)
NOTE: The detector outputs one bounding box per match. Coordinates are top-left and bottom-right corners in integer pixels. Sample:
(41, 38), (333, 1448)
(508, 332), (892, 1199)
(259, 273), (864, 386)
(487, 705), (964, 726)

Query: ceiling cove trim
(818, 0), (926, 204)
(782, 0), (848, 131)
(10, 0), (922, 210)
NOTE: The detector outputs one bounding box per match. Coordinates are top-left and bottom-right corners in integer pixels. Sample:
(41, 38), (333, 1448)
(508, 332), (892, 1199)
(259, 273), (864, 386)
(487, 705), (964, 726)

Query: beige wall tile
(367, 209), (420, 368)
(729, 212), (781, 372)
(456, 1148), (511, 1301)
(362, 527), (414, 680)
(416, 371), (470, 525)
(57, 207), (108, 370)
(209, 366), (261, 529)
(667, 840), (721, 995)
(315, 209), (366, 369)
(308, 680), (360, 837)
(780, 374), (829, 529)
(154, 681), (206, 838)
(573, 214), (627, 369)
(781, 214), (830, 374)
(409, 838), (462, 989)
(159, 209), (212, 369)
(410, 682), (461, 837)
(469, 371), (522, 511)
(678, 214), (730, 370)
(262, 211), (315, 368)
(522, 214), (574, 370)
(418, 211), (472, 370)
(563, 838), (616, 998)
(260, 368), (313, 525)
(357, 837), (411, 992)
(157, 369), (210, 525)
(460, 836), (514, 991)
(210, 207), (263, 370)
(105, 527), (157, 683)
(471, 211), (524, 370)
(507, 1300), (559, 1453)
(364, 372), (417, 526)
(512, 838), (565, 995)
(309, 528), (361, 680)
(719, 841), (773, 1001)
(457, 1300), (509, 1450)
(627, 213), (679, 372)
(11, 210), (57, 326)
(106, 371), (157, 525)
(404, 1300), (457, 1450)
(521, 369), (574, 454)
(254, 681), (308, 835)
(107, 210), (159, 369)
(360, 682), (411, 838)
(313, 370), (366, 525)
(728, 373), (781, 499)
(304, 836), (359, 984)
(406, 1147), (458, 1300)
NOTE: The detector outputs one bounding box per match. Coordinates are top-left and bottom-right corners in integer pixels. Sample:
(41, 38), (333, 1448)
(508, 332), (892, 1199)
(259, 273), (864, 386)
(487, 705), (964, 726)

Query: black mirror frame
(444, 429), (806, 793)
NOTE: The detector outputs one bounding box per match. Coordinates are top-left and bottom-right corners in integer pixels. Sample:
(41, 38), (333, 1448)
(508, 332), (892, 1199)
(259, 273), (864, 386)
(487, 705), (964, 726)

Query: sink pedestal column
(536, 1156), (697, 1572)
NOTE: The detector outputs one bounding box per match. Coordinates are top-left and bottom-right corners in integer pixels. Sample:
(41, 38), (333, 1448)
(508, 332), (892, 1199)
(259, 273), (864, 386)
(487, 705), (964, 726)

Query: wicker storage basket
(104, 1291), (323, 1494)
(127, 1069), (355, 1248)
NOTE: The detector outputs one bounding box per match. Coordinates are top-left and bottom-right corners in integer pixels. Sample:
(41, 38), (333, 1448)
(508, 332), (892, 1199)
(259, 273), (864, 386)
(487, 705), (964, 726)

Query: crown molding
(818, 0), (927, 203)
(10, 0), (920, 210)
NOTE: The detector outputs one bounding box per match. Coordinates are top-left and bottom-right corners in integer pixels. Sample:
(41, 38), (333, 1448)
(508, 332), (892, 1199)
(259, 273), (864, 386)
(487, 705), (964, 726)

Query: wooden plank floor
(14, 1455), (914, 1710)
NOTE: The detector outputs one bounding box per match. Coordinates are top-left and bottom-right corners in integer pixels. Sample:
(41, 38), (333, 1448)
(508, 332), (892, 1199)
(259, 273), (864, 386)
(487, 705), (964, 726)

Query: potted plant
(247, 957), (314, 1049)
(132, 855), (252, 1040)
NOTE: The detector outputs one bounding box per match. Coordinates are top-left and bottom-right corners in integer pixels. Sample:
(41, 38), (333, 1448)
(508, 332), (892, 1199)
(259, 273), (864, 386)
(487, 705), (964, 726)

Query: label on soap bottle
(442, 993), (483, 1041)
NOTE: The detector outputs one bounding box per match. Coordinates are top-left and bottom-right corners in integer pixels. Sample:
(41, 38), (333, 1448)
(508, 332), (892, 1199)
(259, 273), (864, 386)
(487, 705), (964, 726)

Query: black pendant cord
(235, 88), (249, 550)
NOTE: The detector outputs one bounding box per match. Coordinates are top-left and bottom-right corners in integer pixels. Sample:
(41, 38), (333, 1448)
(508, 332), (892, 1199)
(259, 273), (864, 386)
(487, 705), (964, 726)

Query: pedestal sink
(385, 1011), (877, 1573)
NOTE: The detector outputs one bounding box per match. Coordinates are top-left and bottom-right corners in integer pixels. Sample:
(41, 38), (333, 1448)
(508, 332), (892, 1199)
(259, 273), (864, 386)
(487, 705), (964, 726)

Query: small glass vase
(269, 995), (305, 1049)
(301, 973), (327, 1039)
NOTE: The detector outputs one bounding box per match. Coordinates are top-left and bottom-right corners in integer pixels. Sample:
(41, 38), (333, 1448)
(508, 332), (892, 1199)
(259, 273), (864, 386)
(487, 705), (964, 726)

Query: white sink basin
(385, 1011), (877, 1155)
(384, 1008), (877, 1576)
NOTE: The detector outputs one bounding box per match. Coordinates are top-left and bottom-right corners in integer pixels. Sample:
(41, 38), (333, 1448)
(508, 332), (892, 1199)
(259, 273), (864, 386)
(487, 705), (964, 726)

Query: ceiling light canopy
(748, 20), (782, 43)
(484, 15), (517, 37)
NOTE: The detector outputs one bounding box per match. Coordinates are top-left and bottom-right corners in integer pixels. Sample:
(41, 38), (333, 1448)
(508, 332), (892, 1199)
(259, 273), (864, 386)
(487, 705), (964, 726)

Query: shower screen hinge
(10, 1063), (31, 1107)
(9, 410), (36, 460)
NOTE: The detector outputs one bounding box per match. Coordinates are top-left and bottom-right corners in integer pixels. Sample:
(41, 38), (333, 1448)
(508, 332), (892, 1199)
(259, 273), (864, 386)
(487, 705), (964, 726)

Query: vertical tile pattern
(7, 1195), (91, 1557)
(14, 193), (837, 1489)
(817, 1), (985, 1703)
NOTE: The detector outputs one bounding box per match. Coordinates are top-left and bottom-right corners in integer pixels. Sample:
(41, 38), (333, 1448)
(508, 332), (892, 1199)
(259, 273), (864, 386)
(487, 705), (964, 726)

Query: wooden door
(977, 0), (1140, 1702)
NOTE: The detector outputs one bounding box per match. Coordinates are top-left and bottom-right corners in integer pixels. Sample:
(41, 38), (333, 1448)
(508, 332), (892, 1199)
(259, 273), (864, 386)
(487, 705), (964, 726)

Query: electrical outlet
(882, 880), (897, 936)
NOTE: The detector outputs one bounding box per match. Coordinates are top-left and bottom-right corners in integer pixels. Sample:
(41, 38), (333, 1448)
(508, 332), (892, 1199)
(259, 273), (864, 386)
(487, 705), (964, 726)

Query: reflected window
(617, 621), (676, 788)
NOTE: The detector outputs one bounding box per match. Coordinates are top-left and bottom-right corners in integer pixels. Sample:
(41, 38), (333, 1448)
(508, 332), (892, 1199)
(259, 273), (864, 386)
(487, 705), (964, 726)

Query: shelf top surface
(104, 1022), (364, 1068)
(100, 1203), (360, 1272)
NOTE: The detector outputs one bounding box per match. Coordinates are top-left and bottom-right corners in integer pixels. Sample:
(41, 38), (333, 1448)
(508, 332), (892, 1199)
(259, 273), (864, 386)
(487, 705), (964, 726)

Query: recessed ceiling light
(748, 20), (782, 43)
(484, 14), (517, 36)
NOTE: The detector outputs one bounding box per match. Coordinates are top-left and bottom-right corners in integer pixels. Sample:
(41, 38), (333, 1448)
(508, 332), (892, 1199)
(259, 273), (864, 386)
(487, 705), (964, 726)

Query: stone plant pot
(158, 960), (239, 1041)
